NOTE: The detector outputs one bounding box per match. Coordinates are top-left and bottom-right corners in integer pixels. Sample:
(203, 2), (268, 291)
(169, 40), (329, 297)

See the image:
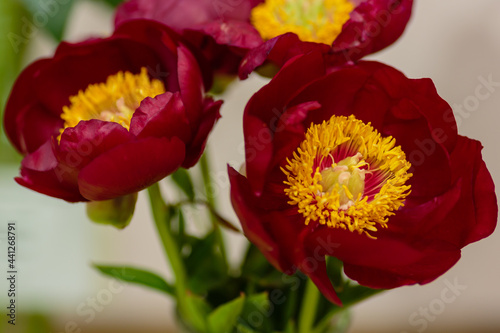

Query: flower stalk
(147, 183), (189, 320)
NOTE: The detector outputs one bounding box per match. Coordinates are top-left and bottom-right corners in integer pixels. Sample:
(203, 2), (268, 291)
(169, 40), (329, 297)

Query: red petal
(130, 92), (191, 142)
(182, 98), (222, 168)
(239, 33), (329, 79)
(177, 44), (204, 124)
(58, 120), (134, 171)
(331, 0), (414, 62)
(78, 137), (185, 201)
(16, 141), (84, 202)
(229, 166), (294, 273)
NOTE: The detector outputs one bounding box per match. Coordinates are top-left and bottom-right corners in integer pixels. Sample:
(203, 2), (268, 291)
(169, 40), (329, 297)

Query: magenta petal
(78, 137), (185, 201)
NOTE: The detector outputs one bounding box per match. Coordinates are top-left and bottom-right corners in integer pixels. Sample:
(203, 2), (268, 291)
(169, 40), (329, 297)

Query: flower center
(60, 68), (165, 134)
(282, 115), (412, 238)
(250, 0), (354, 44)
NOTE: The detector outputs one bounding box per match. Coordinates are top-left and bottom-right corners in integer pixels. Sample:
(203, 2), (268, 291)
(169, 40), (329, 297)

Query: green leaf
(185, 232), (227, 294)
(20, 0), (76, 41)
(93, 265), (175, 296)
(183, 293), (212, 332)
(238, 292), (273, 333)
(171, 168), (195, 201)
(208, 294), (246, 333)
(241, 244), (276, 279)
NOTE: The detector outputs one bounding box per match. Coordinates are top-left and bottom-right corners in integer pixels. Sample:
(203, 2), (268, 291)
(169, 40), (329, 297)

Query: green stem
(199, 153), (228, 269)
(147, 183), (188, 318)
(298, 279), (321, 333)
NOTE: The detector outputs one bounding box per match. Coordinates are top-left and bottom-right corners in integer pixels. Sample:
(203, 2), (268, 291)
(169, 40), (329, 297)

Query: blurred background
(0, 0), (499, 332)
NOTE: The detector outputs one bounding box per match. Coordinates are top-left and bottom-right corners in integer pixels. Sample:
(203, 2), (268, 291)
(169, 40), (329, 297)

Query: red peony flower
(4, 20), (221, 202)
(114, 0), (264, 79)
(239, 0), (414, 78)
(229, 51), (497, 305)
(114, 0), (414, 80)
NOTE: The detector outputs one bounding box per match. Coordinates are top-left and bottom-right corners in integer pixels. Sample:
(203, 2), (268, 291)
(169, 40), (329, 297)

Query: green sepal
(183, 292), (213, 332)
(86, 192), (138, 229)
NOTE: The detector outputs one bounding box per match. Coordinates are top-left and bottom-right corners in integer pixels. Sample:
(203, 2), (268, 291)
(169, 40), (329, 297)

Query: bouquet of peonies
(2, 0), (497, 332)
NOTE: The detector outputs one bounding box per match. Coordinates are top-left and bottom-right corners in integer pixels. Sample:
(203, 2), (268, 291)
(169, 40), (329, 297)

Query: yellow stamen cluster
(251, 0), (354, 44)
(60, 68), (165, 135)
(282, 115), (412, 238)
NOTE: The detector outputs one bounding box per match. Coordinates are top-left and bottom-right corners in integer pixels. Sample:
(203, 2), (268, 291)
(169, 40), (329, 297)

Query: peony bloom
(114, 0), (414, 80)
(241, 0), (414, 78)
(115, 0), (264, 80)
(4, 20), (221, 202)
(229, 52), (497, 305)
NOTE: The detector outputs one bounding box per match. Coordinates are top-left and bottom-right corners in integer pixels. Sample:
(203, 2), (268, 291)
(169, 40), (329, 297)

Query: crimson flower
(240, 0), (414, 78)
(229, 52), (497, 305)
(4, 20), (221, 202)
(115, 0), (264, 79)
(114, 0), (414, 80)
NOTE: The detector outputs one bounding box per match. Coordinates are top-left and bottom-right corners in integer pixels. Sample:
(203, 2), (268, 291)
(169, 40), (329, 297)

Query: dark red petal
(78, 137), (185, 201)
(239, 33), (330, 80)
(244, 115), (274, 195)
(467, 158), (497, 243)
(304, 260), (342, 305)
(371, 65), (458, 154)
(3, 58), (59, 154)
(424, 136), (497, 247)
(177, 44), (204, 124)
(58, 120), (134, 171)
(112, 20), (181, 91)
(130, 92), (191, 142)
(16, 141), (84, 202)
(331, 0), (414, 62)
(343, 245), (460, 289)
(307, 228), (425, 268)
(229, 166), (294, 273)
(195, 20), (262, 50)
(269, 101), (321, 173)
(9, 104), (63, 154)
(182, 98), (222, 168)
(36, 39), (165, 114)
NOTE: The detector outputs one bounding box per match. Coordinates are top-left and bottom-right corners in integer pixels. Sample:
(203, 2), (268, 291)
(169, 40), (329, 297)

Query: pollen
(282, 115), (412, 238)
(59, 68), (165, 136)
(251, 0), (354, 44)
